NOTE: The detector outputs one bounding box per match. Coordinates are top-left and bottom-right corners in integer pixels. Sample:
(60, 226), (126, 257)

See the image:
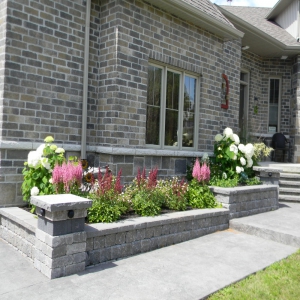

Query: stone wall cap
(30, 194), (92, 212)
(253, 166), (282, 173)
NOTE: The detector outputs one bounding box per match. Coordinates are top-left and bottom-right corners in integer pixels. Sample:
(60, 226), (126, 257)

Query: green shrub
(187, 179), (218, 208)
(131, 190), (164, 216)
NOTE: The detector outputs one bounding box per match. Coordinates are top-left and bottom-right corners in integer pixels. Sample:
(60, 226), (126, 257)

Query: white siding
(275, 0), (299, 39)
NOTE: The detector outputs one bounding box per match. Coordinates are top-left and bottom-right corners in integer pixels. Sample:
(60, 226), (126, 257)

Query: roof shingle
(220, 6), (299, 46)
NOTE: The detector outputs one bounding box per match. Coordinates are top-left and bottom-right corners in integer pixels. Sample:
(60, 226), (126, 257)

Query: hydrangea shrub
(213, 127), (254, 180)
(21, 136), (65, 202)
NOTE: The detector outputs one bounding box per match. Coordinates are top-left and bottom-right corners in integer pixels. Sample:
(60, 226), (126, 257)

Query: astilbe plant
(187, 158), (218, 209)
(87, 167), (129, 223)
(52, 161), (83, 194)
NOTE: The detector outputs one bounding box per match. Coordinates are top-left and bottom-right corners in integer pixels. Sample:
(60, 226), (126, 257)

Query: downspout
(81, 0), (91, 160)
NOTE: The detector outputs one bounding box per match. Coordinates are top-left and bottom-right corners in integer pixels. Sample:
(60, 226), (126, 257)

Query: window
(146, 64), (199, 150)
(268, 78), (281, 133)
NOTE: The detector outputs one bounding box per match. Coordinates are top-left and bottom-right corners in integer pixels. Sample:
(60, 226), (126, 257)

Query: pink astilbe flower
(200, 163), (210, 182)
(192, 158), (201, 181)
(62, 162), (73, 193)
(52, 165), (62, 185)
(147, 167), (158, 189)
(73, 162), (83, 186)
(114, 169), (123, 194)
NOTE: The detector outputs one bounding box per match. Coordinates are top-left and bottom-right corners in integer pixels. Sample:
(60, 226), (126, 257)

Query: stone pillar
(253, 166), (281, 185)
(30, 194), (92, 279)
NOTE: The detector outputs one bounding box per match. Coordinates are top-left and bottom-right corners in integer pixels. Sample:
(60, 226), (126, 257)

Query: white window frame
(267, 77), (282, 133)
(146, 62), (200, 151)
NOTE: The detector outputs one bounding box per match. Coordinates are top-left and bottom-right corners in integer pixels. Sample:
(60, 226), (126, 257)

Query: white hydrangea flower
(36, 144), (45, 156)
(30, 186), (39, 196)
(247, 158), (253, 168)
(236, 166), (242, 174)
(238, 144), (246, 153)
(233, 155), (237, 160)
(232, 134), (240, 145)
(44, 136), (54, 143)
(240, 157), (246, 166)
(223, 127), (233, 139)
(27, 151), (41, 168)
(230, 144), (238, 155)
(41, 157), (51, 170)
(245, 143), (254, 158)
(215, 134), (223, 142)
(55, 147), (65, 154)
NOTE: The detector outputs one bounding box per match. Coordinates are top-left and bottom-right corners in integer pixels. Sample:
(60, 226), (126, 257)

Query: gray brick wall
(97, 0), (242, 150)
(1, 0), (94, 143)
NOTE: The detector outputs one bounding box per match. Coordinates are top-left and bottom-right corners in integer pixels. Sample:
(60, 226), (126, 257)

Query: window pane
(165, 109), (178, 146)
(269, 78), (280, 132)
(166, 71), (180, 110)
(146, 106), (160, 145)
(146, 66), (162, 145)
(147, 66), (162, 106)
(182, 76), (196, 148)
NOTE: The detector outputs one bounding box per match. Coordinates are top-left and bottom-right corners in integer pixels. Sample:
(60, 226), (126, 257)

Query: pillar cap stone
(30, 194), (92, 212)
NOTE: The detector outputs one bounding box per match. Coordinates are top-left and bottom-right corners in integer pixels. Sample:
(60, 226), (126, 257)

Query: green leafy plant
(156, 177), (188, 211)
(21, 136), (65, 202)
(87, 167), (129, 223)
(187, 179), (218, 208)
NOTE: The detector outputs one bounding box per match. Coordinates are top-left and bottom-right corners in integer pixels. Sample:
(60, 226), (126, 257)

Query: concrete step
(279, 188), (300, 196)
(280, 173), (300, 180)
(279, 180), (300, 188)
(229, 203), (300, 248)
(279, 194), (300, 203)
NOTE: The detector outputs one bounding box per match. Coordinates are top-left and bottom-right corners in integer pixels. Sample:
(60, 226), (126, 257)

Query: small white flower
(247, 158), (253, 168)
(36, 144), (45, 156)
(30, 186), (39, 196)
(44, 136), (54, 143)
(232, 134), (240, 145)
(223, 127), (233, 139)
(49, 178), (53, 184)
(215, 134), (223, 142)
(238, 144), (246, 153)
(55, 147), (65, 154)
(41, 157), (51, 170)
(229, 144), (238, 155)
(27, 151), (41, 168)
(240, 157), (246, 166)
(233, 155), (237, 160)
(236, 166), (242, 174)
(222, 172), (227, 179)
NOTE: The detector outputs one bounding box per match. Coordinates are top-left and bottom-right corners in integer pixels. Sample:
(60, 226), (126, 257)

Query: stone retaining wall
(0, 207), (229, 273)
(0, 207), (37, 261)
(210, 184), (279, 219)
(85, 209), (229, 266)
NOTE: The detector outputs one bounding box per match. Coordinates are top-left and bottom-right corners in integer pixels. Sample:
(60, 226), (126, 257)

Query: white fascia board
(146, 0), (244, 40)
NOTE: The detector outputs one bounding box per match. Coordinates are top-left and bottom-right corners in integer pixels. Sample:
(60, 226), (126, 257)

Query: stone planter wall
(0, 206), (229, 277)
(85, 209), (229, 266)
(210, 184), (279, 219)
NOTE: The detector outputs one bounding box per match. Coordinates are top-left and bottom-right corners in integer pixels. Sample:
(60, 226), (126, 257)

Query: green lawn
(209, 250), (300, 300)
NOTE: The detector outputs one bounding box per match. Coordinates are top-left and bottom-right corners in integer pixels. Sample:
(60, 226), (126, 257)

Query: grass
(208, 250), (300, 300)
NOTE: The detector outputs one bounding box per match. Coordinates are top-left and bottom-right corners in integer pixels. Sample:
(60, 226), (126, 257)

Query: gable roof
(218, 5), (300, 57)
(145, 0), (244, 40)
(266, 0), (294, 20)
(221, 6), (298, 46)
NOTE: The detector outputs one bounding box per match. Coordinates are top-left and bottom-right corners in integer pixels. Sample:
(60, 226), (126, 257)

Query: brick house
(0, 0), (299, 207)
